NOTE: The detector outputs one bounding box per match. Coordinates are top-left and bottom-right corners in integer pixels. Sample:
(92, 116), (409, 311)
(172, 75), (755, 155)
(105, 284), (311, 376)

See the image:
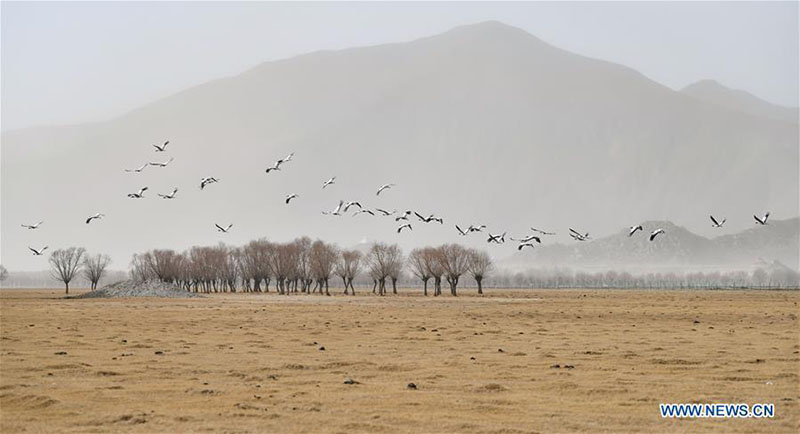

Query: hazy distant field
(1, 289), (798, 433)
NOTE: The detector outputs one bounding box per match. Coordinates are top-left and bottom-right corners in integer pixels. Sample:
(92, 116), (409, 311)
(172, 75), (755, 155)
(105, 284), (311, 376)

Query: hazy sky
(1, 1), (797, 132)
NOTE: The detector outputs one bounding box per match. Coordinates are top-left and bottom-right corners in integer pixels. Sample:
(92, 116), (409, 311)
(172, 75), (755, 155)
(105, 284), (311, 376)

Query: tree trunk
(476, 276), (483, 295)
(65, 281), (69, 294)
(325, 279), (330, 296)
(391, 277), (398, 294)
(422, 278), (428, 296)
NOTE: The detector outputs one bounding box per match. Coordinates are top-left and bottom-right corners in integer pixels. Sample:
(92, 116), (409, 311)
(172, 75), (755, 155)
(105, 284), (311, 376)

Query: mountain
(2, 21), (798, 271)
(681, 79), (798, 123)
(502, 218), (799, 272)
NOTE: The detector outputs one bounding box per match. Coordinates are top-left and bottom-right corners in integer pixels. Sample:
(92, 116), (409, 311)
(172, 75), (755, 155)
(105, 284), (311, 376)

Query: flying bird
(395, 210), (413, 222)
(376, 183), (395, 196)
(149, 157), (174, 167)
(511, 234), (541, 243)
(265, 162), (281, 173)
(343, 201), (362, 213)
(29, 246), (48, 256)
(710, 215), (726, 228)
(517, 242), (536, 251)
(628, 225), (643, 237)
(158, 188), (178, 199)
(200, 177), (219, 190)
(21, 221), (43, 230)
(285, 194), (298, 204)
(322, 200), (344, 216)
(125, 163), (148, 173)
(487, 232), (506, 244)
(649, 229), (665, 241)
(467, 225), (486, 233)
(569, 228), (590, 241)
(531, 227), (556, 236)
(397, 223), (412, 233)
(153, 141), (169, 152)
(455, 225), (469, 236)
(375, 208), (395, 216)
(85, 213), (105, 224)
(754, 212), (770, 225)
(215, 223), (233, 233)
(322, 177), (336, 189)
(127, 187), (149, 199)
(353, 209), (375, 217)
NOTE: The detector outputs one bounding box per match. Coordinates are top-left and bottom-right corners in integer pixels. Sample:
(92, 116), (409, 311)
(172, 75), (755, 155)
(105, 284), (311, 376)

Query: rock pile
(73, 280), (202, 299)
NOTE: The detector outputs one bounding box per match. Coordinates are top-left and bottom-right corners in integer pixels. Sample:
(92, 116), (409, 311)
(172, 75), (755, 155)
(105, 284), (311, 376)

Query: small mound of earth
(73, 280), (203, 299)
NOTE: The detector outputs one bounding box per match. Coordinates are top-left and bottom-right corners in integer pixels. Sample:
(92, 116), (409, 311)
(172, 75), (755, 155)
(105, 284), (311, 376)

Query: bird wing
(215, 224), (224, 231)
(28, 247), (38, 254)
(710, 215), (720, 226)
(569, 228), (581, 236)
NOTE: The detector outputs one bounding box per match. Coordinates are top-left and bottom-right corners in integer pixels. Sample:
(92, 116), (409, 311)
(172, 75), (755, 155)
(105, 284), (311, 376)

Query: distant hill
(681, 79), (798, 123)
(2, 21), (797, 271)
(502, 218), (799, 272)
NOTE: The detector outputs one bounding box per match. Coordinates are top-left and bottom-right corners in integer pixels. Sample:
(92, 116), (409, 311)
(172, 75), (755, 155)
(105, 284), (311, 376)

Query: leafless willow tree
(49, 247), (86, 294)
(437, 244), (470, 296)
(365, 243), (391, 295)
(408, 248), (432, 296)
(386, 245), (404, 294)
(310, 240), (339, 296)
(336, 250), (363, 295)
(83, 253), (111, 290)
(467, 249), (493, 295)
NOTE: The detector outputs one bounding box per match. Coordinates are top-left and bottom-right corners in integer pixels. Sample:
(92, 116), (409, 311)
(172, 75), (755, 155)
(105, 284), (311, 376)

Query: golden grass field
(1, 288), (798, 433)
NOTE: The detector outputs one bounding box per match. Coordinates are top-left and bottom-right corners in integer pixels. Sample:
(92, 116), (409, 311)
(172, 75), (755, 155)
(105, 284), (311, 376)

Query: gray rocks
(73, 280), (202, 299)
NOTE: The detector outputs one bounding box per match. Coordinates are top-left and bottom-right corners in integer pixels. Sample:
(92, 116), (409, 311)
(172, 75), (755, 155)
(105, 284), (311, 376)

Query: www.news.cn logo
(660, 403), (775, 418)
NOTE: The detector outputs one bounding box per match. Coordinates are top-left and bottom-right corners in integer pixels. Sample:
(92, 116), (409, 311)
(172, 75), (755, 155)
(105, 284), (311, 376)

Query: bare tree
(49, 247), (86, 294)
(83, 253), (111, 290)
(467, 249), (493, 295)
(386, 245), (404, 294)
(310, 240), (339, 296)
(365, 243), (391, 295)
(336, 250), (362, 295)
(436, 244), (470, 296)
(408, 248), (431, 296)
(424, 248), (445, 296)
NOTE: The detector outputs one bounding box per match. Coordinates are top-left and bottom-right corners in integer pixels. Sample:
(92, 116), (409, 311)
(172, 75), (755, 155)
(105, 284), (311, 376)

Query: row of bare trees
(130, 238), (494, 296)
(47, 247), (112, 293)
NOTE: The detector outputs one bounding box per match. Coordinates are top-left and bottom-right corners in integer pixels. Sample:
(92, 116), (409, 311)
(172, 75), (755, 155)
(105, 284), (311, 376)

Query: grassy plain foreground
(1, 289), (798, 433)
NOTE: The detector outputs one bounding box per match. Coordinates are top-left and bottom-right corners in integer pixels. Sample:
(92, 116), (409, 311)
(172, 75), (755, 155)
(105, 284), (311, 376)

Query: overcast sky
(1, 1), (798, 132)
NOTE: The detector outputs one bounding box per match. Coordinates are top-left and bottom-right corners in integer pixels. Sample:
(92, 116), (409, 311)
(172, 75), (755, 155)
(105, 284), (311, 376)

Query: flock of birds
(19, 139), (774, 257)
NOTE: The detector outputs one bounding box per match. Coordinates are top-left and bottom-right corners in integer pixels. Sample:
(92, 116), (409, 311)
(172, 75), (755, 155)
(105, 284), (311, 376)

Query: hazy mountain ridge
(503, 218), (799, 271)
(2, 21), (798, 271)
(681, 79), (799, 123)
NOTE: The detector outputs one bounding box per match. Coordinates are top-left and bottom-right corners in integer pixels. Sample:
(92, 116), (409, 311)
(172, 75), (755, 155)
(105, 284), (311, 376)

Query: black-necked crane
(628, 225), (643, 237)
(530, 227), (556, 236)
(375, 208), (395, 216)
(322, 177), (336, 189)
(285, 194), (298, 204)
(21, 221), (43, 230)
(376, 183), (395, 196)
(649, 228), (665, 241)
(153, 141), (169, 152)
(200, 177), (219, 190)
(710, 215), (726, 228)
(29, 246), (48, 256)
(754, 212), (770, 225)
(468, 225), (486, 233)
(127, 187), (148, 199)
(511, 234), (541, 244)
(395, 210), (413, 222)
(149, 157), (173, 167)
(265, 162), (281, 174)
(353, 209), (375, 217)
(455, 225), (468, 236)
(125, 163), (148, 173)
(215, 223), (233, 233)
(158, 188), (178, 199)
(517, 242), (536, 251)
(487, 232), (506, 244)
(397, 223), (412, 233)
(343, 201), (362, 213)
(569, 228), (590, 241)
(85, 213), (105, 224)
